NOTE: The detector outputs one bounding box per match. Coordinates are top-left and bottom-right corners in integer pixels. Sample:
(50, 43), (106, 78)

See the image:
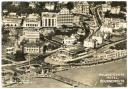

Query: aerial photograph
(1, 1), (127, 88)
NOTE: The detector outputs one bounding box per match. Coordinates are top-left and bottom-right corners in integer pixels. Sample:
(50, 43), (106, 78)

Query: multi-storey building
(41, 12), (57, 27)
(6, 47), (15, 54)
(45, 2), (55, 11)
(103, 18), (126, 30)
(94, 49), (127, 60)
(110, 6), (120, 14)
(24, 43), (44, 54)
(84, 39), (96, 48)
(112, 18), (127, 29)
(102, 4), (111, 12)
(23, 28), (40, 42)
(23, 13), (41, 27)
(71, 2), (89, 15)
(57, 8), (74, 27)
(3, 12), (22, 27)
(119, 19), (127, 29)
(73, 15), (80, 26)
(100, 25), (113, 33)
(63, 34), (77, 46)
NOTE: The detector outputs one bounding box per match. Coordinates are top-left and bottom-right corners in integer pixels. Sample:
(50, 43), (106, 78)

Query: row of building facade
(3, 9), (80, 28)
(94, 49), (126, 60)
(3, 1), (90, 28)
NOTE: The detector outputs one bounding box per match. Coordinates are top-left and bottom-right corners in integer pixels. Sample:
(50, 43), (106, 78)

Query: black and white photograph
(1, 1), (127, 88)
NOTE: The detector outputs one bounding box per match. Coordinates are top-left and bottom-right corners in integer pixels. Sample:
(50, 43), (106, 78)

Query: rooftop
(23, 28), (39, 31)
(42, 12), (57, 17)
(27, 13), (40, 18)
(24, 13), (40, 22)
(24, 42), (44, 47)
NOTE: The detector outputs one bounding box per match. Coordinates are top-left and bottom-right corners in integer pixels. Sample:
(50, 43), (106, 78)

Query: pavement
(7, 78), (72, 88)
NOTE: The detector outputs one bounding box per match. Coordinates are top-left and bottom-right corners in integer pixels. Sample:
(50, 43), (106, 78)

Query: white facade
(24, 46), (44, 54)
(3, 9), (8, 13)
(110, 6), (120, 14)
(100, 25), (113, 33)
(84, 40), (95, 48)
(42, 12), (57, 27)
(6, 47), (15, 54)
(72, 2), (89, 15)
(57, 8), (74, 27)
(77, 28), (86, 36)
(94, 49), (127, 60)
(104, 18), (111, 25)
(23, 28), (40, 42)
(21, 14), (27, 18)
(104, 18), (126, 30)
(3, 13), (22, 27)
(102, 4), (111, 12)
(113, 19), (127, 29)
(92, 31), (103, 44)
(92, 36), (103, 44)
(23, 13), (41, 27)
(63, 35), (77, 46)
(73, 16), (80, 26)
(120, 21), (127, 28)
(45, 2), (55, 10)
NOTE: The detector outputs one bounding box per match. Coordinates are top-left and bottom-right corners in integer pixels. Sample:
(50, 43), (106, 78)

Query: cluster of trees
(87, 1), (126, 20)
(66, 2), (74, 11)
(14, 50), (27, 61)
(87, 1), (106, 6)
(2, 2), (46, 15)
(104, 11), (126, 20)
(2, 26), (10, 45)
(110, 41), (126, 50)
(111, 1), (126, 7)
(2, 2), (75, 16)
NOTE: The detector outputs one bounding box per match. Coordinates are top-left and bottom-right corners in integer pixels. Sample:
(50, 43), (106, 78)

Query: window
(45, 19), (47, 26)
(52, 19), (54, 26)
(49, 19), (51, 26)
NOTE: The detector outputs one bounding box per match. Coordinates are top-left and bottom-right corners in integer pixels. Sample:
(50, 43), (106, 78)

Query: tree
(109, 46), (115, 49)
(2, 2), (12, 10)
(14, 50), (26, 61)
(62, 25), (67, 28)
(66, 2), (74, 11)
(82, 22), (90, 38)
(39, 2), (46, 9)
(42, 29), (55, 39)
(40, 34), (44, 40)
(2, 26), (10, 44)
(43, 45), (47, 54)
(20, 39), (28, 53)
(36, 39), (42, 55)
(15, 28), (21, 45)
